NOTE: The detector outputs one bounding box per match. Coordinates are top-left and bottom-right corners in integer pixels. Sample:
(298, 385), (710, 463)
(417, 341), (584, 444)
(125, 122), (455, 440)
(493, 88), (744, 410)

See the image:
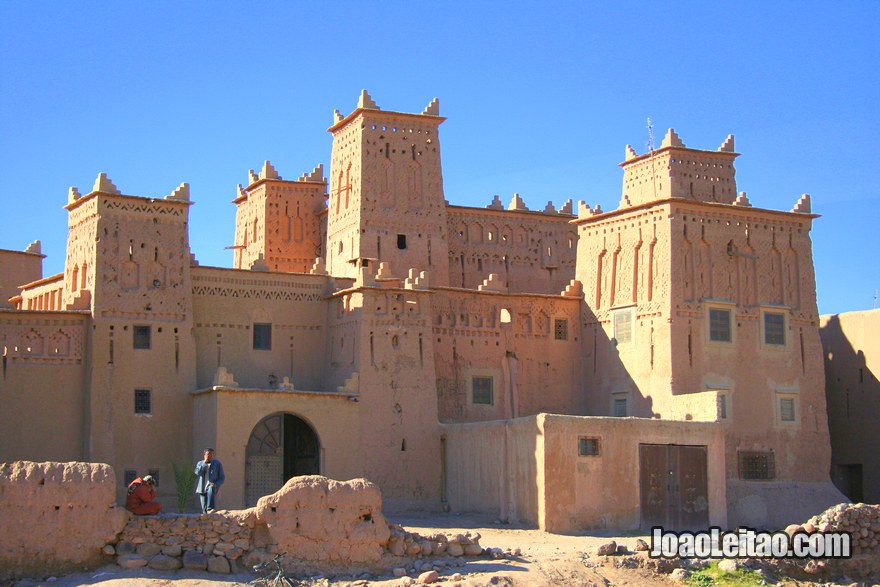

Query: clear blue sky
(1, 2), (877, 314)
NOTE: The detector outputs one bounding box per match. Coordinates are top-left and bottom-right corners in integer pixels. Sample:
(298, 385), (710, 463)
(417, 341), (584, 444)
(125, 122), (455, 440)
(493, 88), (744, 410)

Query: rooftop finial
(791, 194), (812, 214)
(68, 186), (81, 204)
(92, 172), (120, 195)
(422, 98), (440, 116)
(357, 90), (379, 110)
(299, 163), (325, 183)
(719, 134), (735, 152)
(259, 160), (280, 181)
(333, 109), (344, 124)
(660, 128), (685, 149)
(24, 240), (41, 255)
(508, 193), (528, 211)
(165, 182), (190, 201)
(625, 145), (638, 160)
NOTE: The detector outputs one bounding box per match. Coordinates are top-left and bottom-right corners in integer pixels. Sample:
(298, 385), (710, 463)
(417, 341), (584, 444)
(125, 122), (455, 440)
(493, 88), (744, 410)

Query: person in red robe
(125, 475), (162, 515)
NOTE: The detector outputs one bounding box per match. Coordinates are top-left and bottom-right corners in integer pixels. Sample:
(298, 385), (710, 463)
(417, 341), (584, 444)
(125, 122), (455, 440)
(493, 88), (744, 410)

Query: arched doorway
(245, 413), (320, 506)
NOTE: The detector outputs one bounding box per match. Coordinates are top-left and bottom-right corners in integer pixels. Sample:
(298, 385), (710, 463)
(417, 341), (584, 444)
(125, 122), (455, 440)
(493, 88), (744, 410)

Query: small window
(472, 376), (493, 405)
(764, 312), (785, 345)
(124, 469), (137, 486)
(709, 308), (731, 342)
(780, 397), (795, 421)
(738, 451), (775, 480)
(613, 309), (633, 344)
(397, 234), (407, 250)
(253, 323), (272, 350)
(718, 393), (728, 420)
(554, 319), (569, 341)
(613, 397), (627, 417)
(148, 468), (160, 486)
(133, 325), (151, 349)
(134, 389), (152, 415)
(579, 437), (600, 456)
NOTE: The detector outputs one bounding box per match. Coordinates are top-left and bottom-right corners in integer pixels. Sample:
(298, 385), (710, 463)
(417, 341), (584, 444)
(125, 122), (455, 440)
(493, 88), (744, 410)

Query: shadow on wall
(820, 314), (880, 504)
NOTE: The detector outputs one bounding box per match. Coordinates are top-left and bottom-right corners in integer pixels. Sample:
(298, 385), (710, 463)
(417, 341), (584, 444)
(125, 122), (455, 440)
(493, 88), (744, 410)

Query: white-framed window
(775, 388), (799, 426)
(612, 307), (634, 345)
(708, 308), (732, 342)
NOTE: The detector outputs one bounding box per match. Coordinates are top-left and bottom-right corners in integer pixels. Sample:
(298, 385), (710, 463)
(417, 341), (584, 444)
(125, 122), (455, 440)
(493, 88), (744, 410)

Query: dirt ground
(4, 512), (854, 587)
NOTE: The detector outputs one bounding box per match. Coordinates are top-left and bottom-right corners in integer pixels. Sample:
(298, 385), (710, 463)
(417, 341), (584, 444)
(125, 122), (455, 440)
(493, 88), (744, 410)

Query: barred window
(124, 469), (137, 486)
(780, 397), (796, 421)
(554, 319), (568, 341)
(133, 325), (151, 349)
(148, 468), (160, 486)
(253, 323), (272, 350)
(738, 451), (775, 480)
(718, 393), (728, 420)
(709, 309), (731, 342)
(613, 309), (633, 344)
(578, 437), (600, 456)
(472, 376), (493, 405)
(764, 312), (785, 345)
(134, 389), (152, 415)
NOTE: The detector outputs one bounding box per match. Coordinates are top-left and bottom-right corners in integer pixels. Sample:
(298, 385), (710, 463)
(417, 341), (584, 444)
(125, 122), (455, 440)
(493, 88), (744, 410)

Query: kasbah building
(1, 90), (869, 533)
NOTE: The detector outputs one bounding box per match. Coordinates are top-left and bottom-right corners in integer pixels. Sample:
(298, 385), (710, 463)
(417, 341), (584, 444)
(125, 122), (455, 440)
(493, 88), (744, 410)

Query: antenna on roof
(647, 117), (657, 200)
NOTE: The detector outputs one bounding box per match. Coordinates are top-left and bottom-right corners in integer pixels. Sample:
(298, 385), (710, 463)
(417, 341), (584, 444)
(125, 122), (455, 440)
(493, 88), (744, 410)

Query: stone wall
(0, 461), (127, 581)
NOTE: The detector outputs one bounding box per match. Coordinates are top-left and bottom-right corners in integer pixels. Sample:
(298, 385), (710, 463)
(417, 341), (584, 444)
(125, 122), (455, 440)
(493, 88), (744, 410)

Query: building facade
(0, 92), (845, 530)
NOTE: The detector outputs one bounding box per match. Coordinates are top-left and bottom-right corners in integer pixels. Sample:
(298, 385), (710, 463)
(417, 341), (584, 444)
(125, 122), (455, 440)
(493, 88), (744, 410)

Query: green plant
(171, 461), (197, 513)
(686, 561), (768, 587)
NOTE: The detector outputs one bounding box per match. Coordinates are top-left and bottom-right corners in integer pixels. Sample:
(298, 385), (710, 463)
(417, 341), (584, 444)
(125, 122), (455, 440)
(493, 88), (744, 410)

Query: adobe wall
(191, 266), (330, 391)
(575, 204), (674, 419)
(666, 201), (830, 483)
(192, 387), (362, 510)
(346, 286), (443, 510)
(0, 247), (43, 308)
(442, 414), (726, 533)
(446, 204), (577, 294)
(0, 461), (127, 581)
(0, 311), (89, 463)
(820, 309), (880, 503)
(432, 289), (584, 422)
(441, 417), (541, 526)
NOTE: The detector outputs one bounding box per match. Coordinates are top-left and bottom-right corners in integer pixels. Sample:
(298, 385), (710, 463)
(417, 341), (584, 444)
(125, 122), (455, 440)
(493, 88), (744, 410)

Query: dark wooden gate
(639, 444), (708, 530)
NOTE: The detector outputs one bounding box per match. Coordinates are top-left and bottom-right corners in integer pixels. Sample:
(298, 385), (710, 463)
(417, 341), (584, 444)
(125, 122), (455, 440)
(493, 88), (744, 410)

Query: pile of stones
(386, 524), (483, 558)
(108, 512), (253, 573)
(797, 502), (880, 556)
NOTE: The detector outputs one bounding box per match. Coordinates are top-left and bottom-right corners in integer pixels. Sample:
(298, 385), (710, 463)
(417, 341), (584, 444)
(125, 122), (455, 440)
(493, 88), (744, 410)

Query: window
(579, 437), (600, 456)
(253, 323), (272, 350)
(613, 397), (627, 417)
(613, 309), (633, 344)
(554, 318), (569, 341)
(124, 469), (137, 486)
(709, 308), (731, 342)
(738, 451), (775, 480)
(764, 312), (785, 345)
(397, 234), (407, 250)
(780, 397), (796, 422)
(134, 389), (152, 415)
(148, 468), (160, 486)
(718, 393), (728, 420)
(472, 376), (493, 405)
(133, 325), (151, 349)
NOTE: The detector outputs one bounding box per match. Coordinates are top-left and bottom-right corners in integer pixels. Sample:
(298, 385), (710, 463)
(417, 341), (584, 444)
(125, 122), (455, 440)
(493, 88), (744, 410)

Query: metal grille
(253, 323), (272, 350)
(472, 376), (493, 405)
(554, 319), (568, 341)
(579, 437), (600, 456)
(738, 451), (775, 480)
(134, 389), (151, 414)
(133, 325), (151, 349)
(613, 310), (633, 344)
(764, 313), (785, 345)
(780, 398), (795, 421)
(709, 309), (731, 342)
(246, 455), (283, 507)
(124, 469), (137, 486)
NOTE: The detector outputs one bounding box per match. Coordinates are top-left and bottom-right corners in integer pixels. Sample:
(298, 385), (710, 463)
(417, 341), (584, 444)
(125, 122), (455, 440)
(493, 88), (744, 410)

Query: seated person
(125, 474), (162, 515)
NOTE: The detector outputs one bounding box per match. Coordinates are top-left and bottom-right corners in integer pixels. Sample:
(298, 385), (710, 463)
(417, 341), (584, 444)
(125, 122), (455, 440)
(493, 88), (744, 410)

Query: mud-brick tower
(232, 162), (327, 273)
(620, 129), (738, 206)
(64, 174), (197, 499)
(325, 91), (450, 285)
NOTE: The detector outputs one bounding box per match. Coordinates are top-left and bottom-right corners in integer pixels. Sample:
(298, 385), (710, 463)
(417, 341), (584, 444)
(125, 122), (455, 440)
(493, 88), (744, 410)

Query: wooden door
(639, 444), (709, 530)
